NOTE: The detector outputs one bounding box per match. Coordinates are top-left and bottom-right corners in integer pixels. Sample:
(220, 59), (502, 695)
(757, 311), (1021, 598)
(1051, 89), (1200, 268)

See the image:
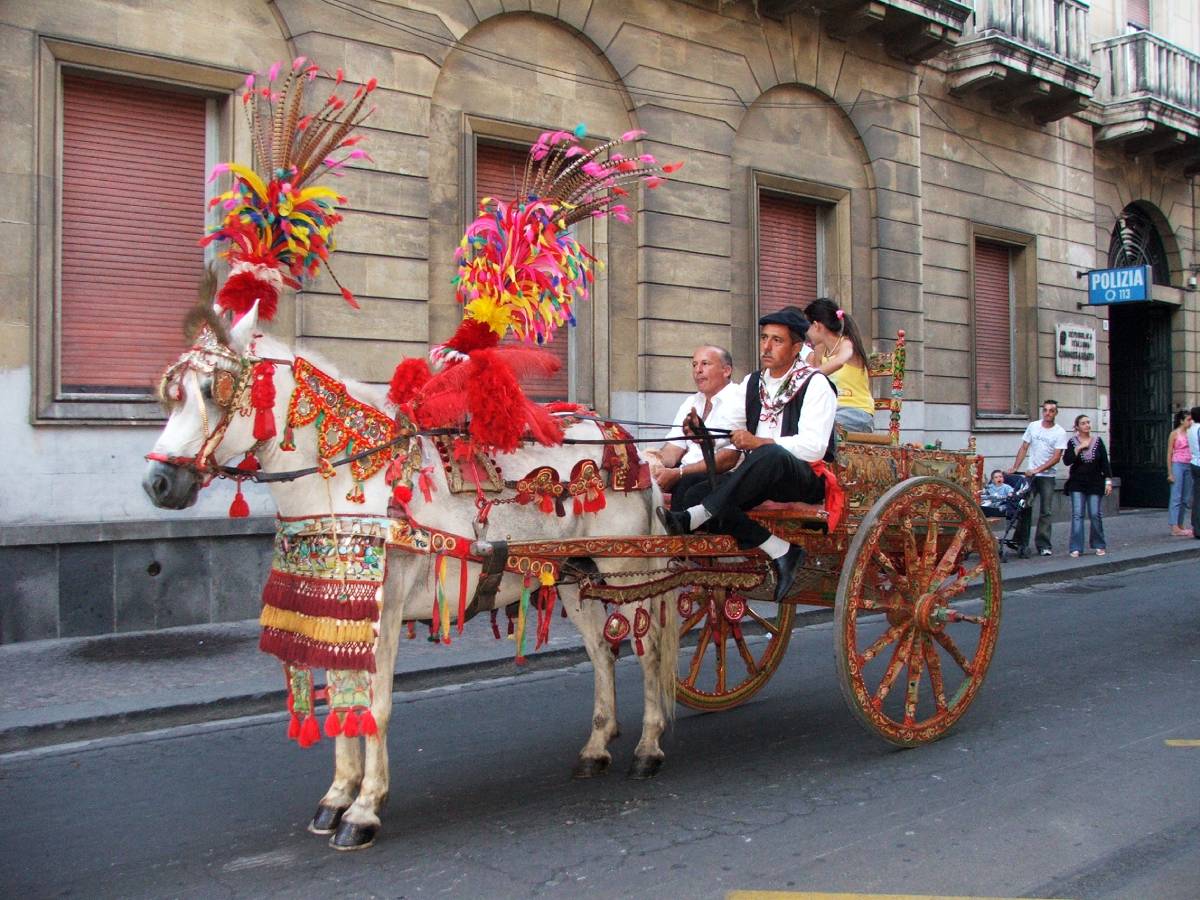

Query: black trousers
(677, 443), (824, 549)
(1190, 464), (1200, 535)
(669, 472), (711, 512)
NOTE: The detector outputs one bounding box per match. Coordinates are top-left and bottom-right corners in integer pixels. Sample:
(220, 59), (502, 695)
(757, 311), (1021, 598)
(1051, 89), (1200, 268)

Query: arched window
(1107, 205), (1171, 285)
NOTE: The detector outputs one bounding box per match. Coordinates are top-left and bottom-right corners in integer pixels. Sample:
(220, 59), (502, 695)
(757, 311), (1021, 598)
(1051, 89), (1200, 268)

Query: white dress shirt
(664, 382), (742, 467)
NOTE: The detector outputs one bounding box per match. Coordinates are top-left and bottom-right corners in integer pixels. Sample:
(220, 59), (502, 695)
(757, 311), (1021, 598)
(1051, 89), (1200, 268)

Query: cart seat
(748, 499), (827, 524)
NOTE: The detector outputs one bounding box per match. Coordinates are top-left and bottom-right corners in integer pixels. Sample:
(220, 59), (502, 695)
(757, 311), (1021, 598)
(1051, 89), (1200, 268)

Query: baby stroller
(981, 473), (1033, 562)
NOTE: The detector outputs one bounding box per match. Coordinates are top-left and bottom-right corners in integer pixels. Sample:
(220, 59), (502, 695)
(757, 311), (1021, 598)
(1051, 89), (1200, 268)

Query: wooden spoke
(744, 605), (782, 635)
(922, 636), (948, 713)
(903, 637), (925, 725)
(932, 629), (973, 675)
(683, 625), (711, 688)
(835, 477), (1002, 747)
(733, 629), (759, 677)
(873, 627), (914, 707)
(860, 621), (908, 664)
(715, 618), (727, 694)
(678, 606), (706, 637)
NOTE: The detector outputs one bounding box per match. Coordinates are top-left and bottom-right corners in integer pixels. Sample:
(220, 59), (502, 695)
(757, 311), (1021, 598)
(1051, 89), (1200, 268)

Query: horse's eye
(199, 377), (214, 400)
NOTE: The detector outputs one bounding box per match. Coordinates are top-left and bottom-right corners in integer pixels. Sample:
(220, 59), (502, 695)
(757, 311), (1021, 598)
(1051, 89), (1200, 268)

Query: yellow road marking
(1164, 739), (1200, 747)
(728, 893), (1058, 900)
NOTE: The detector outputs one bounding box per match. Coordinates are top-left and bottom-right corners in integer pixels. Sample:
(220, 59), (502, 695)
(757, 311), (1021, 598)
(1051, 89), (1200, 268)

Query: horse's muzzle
(143, 460), (202, 509)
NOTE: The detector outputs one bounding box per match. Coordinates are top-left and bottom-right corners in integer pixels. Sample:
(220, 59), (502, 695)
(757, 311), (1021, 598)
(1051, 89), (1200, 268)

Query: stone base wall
(0, 519), (273, 643)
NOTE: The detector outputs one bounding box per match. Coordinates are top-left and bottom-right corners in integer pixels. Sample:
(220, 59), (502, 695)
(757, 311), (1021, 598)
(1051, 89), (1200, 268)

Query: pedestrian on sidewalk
(1063, 414), (1112, 558)
(1007, 399), (1068, 557)
(1188, 405), (1200, 540)
(1166, 409), (1193, 536)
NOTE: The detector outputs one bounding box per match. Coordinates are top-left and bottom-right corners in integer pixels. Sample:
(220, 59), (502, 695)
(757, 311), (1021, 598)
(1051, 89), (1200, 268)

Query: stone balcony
(946, 0), (1098, 123)
(761, 0), (973, 62)
(1092, 31), (1200, 173)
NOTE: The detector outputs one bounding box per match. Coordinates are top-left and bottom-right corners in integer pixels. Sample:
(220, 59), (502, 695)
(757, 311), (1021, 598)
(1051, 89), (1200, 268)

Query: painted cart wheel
(834, 477), (1001, 746)
(676, 582), (794, 712)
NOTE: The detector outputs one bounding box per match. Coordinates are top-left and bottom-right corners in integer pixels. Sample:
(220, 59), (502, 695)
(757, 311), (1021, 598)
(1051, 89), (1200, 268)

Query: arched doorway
(1107, 204), (1174, 508)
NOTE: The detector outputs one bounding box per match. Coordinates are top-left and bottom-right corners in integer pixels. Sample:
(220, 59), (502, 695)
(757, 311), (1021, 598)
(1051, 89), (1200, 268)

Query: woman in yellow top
(804, 297), (875, 432)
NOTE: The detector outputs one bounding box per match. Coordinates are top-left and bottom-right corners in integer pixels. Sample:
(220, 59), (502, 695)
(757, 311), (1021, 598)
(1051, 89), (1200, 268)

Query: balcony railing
(1090, 31), (1200, 165)
(970, 0), (1090, 68)
(947, 0), (1097, 123)
(1093, 32), (1200, 114)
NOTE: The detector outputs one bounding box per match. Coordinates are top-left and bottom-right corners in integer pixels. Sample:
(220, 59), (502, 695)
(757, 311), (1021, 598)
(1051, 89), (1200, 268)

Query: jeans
(1013, 475), (1056, 553)
(1069, 492), (1106, 554)
(836, 407), (875, 433)
(1168, 461), (1192, 527)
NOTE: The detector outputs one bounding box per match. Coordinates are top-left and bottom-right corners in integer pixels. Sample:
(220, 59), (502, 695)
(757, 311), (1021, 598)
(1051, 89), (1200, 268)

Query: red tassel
(287, 712), (301, 740)
(324, 711), (342, 737)
(660, 599), (666, 628)
(491, 609), (501, 639)
(238, 452), (260, 472)
(360, 709), (379, 736)
(407, 621), (416, 639)
(299, 714), (320, 748)
(573, 496), (583, 516)
(342, 709), (360, 738)
(539, 493), (554, 514)
(229, 482), (250, 518)
(250, 362), (277, 441)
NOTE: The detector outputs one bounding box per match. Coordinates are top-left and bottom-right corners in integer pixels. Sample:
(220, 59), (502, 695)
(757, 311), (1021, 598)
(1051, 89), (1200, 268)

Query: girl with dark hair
(1166, 409), (1193, 536)
(1063, 413), (1112, 558)
(803, 297), (875, 433)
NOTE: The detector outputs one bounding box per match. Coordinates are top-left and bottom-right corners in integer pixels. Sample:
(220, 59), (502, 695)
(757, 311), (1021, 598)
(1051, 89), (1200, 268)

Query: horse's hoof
(628, 755), (664, 779)
(307, 804), (347, 835)
(571, 756), (610, 779)
(329, 820), (378, 851)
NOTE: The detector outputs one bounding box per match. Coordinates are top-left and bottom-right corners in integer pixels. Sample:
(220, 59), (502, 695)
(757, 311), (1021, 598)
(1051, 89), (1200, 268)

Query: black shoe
(1017, 547), (1030, 559)
(771, 545), (805, 603)
(656, 506), (690, 536)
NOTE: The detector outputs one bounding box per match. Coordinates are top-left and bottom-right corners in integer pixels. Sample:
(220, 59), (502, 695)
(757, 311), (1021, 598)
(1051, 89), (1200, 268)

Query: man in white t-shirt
(1007, 399), (1069, 557)
(648, 346), (742, 510)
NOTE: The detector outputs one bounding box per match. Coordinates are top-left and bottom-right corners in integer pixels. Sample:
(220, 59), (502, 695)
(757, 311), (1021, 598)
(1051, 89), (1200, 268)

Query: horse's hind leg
(309, 737), (363, 834)
(629, 598), (677, 779)
(562, 587), (620, 778)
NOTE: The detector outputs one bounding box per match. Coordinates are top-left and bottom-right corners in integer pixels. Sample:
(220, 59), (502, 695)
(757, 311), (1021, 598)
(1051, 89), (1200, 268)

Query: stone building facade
(1, 0), (1197, 640)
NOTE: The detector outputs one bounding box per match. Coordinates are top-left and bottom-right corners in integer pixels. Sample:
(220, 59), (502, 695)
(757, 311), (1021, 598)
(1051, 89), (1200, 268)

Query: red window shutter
(474, 141), (569, 401)
(974, 241), (1013, 414)
(1126, 0), (1149, 28)
(59, 73), (208, 393)
(758, 192), (818, 319)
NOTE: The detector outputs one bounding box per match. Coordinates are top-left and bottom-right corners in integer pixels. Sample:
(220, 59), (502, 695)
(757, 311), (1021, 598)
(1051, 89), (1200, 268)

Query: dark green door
(1109, 304), (1172, 508)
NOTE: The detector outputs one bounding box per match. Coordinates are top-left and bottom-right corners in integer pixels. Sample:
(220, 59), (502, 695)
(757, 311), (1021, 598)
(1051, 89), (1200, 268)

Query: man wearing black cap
(657, 307), (837, 602)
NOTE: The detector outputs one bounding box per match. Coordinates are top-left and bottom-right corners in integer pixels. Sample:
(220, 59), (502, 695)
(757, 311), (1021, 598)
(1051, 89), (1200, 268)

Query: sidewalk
(2, 508), (1196, 754)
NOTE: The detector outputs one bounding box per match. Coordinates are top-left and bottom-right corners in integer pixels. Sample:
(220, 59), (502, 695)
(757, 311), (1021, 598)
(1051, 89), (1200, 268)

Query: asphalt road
(2, 560), (1198, 899)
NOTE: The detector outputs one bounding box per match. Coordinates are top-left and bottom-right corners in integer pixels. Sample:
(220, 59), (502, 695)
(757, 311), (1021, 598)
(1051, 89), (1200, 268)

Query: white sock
(687, 504), (712, 531)
(759, 535), (791, 559)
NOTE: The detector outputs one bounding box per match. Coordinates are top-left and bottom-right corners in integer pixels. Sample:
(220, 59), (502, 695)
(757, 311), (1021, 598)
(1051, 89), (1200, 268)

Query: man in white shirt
(648, 346), (742, 510)
(1007, 399), (1069, 557)
(657, 308), (837, 602)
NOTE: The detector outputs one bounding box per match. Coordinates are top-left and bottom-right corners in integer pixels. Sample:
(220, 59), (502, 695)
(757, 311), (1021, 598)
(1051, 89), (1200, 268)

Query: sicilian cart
(475, 332), (1001, 747)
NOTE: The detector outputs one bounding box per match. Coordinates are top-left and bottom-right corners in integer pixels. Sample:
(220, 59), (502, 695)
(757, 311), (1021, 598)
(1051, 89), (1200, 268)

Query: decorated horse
(142, 61), (682, 851)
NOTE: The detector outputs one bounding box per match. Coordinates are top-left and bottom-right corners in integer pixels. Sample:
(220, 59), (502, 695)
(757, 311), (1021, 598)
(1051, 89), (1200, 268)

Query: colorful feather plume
(435, 126), (681, 360)
(201, 58), (377, 321)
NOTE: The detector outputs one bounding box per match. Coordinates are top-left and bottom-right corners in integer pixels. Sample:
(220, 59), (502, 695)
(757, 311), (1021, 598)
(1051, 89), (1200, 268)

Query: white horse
(143, 303), (678, 850)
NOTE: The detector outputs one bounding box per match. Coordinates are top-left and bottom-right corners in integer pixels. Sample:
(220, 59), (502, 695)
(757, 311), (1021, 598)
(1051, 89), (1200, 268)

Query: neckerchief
(757, 357), (817, 428)
(1071, 435), (1098, 463)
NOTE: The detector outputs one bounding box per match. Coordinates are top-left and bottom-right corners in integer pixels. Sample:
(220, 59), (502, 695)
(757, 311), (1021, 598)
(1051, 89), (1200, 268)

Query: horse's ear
(227, 300), (260, 353)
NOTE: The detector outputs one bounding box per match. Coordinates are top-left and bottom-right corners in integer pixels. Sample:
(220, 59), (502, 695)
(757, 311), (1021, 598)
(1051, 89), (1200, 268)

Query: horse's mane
(183, 271), (231, 346)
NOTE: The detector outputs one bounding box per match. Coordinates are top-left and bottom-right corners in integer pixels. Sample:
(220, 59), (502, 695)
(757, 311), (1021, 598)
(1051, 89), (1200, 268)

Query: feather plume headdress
(433, 125), (682, 363)
(390, 126), (682, 453)
(201, 59), (377, 322)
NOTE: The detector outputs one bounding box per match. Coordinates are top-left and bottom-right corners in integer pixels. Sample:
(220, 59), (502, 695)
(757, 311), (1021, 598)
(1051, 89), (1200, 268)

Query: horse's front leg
(329, 563), (410, 851)
(309, 737), (363, 834)
(562, 587), (620, 778)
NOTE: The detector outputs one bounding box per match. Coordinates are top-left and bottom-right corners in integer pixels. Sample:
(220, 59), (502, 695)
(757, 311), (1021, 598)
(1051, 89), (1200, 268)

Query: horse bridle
(146, 327), (273, 482)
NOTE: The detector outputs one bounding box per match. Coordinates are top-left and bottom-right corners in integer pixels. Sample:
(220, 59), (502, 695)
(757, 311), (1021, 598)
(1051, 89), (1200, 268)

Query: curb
(4, 544), (1198, 754)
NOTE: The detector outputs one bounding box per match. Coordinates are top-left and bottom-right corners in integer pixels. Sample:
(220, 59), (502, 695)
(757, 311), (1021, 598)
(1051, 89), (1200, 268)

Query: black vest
(745, 370), (837, 463)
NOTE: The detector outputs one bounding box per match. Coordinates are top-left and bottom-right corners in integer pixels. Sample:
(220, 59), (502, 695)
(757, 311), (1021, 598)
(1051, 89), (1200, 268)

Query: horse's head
(143, 303), (265, 509)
